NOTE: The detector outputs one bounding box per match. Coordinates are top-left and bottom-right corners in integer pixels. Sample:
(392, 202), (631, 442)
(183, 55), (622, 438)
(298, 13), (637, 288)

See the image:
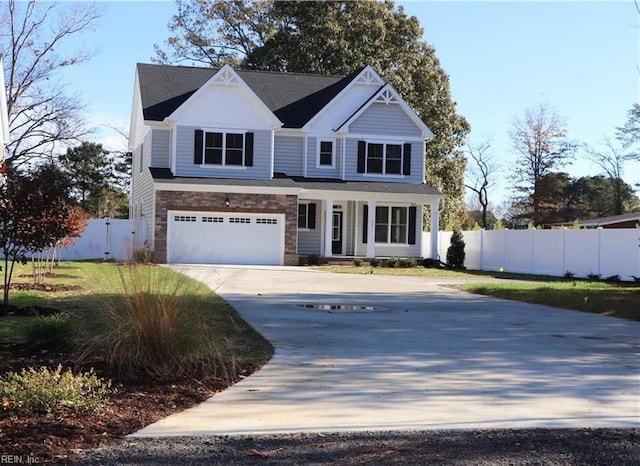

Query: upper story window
(194, 130), (254, 167)
(357, 140), (412, 176)
(298, 202), (316, 230)
(318, 140), (334, 167)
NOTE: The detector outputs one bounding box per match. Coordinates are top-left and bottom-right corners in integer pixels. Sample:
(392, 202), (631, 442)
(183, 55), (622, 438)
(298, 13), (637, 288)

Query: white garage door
(167, 210), (285, 265)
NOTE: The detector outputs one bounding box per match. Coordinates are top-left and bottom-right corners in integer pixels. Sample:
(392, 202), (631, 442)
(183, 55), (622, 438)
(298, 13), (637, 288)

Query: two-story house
(129, 63), (444, 265)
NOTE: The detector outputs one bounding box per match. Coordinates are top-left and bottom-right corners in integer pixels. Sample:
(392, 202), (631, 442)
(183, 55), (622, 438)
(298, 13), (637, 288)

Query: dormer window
(194, 130), (253, 167)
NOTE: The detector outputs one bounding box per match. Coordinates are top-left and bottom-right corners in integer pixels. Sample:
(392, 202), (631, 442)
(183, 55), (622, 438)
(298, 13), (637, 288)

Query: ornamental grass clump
(0, 365), (110, 416)
(76, 265), (237, 381)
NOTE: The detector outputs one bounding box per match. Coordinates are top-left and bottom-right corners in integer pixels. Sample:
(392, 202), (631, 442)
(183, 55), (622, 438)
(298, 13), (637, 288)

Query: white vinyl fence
(423, 228), (640, 281)
(59, 218), (147, 262)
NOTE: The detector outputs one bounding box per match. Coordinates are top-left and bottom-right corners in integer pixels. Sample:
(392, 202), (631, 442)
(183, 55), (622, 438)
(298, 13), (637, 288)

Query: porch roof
(150, 168), (442, 202)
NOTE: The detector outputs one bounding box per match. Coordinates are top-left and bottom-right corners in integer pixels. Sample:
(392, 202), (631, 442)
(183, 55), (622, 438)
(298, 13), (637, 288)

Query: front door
(332, 211), (343, 255)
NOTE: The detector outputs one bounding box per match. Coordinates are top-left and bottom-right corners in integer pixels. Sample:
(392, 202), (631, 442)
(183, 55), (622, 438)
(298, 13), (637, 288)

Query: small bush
(133, 245), (152, 264)
(587, 272), (601, 281)
(386, 257), (400, 268)
(399, 257), (417, 268)
(370, 257), (380, 267)
(24, 312), (74, 350)
(0, 365), (110, 416)
(563, 271), (575, 279)
(446, 230), (466, 269)
(422, 258), (444, 269)
(306, 254), (321, 266)
(353, 258), (363, 267)
(632, 275), (640, 283)
(604, 274), (621, 282)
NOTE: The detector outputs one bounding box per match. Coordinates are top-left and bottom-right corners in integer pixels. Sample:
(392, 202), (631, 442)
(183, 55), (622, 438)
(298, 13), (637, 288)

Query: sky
(45, 1), (640, 207)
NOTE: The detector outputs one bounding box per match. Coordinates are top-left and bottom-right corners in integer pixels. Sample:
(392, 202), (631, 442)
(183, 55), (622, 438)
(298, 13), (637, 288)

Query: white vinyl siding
(274, 135), (303, 176)
(349, 102), (422, 138)
(174, 126), (271, 179)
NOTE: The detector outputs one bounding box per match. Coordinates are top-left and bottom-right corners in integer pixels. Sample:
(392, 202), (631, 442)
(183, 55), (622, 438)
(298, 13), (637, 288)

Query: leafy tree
(464, 140), (497, 228)
(0, 164), (79, 308)
(510, 103), (576, 225)
(155, 0), (470, 229)
(0, 0), (100, 168)
(585, 138), (638, 215)
(617, 103), (640, 153)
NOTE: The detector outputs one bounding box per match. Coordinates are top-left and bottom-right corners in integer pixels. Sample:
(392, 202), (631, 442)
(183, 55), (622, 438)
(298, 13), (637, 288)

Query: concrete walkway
(133, 266), (640, 437)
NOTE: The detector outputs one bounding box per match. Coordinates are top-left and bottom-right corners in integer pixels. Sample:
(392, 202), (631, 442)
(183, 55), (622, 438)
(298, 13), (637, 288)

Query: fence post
(503, 229), (508, 271)
(530, 228), (536, 274)
(597, 227), (603, 276)
(562, 227), (567, 275)
(479, 229), (484, 271)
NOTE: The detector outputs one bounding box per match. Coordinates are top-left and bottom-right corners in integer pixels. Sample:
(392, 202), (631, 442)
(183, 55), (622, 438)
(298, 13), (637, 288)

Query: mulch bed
(0, 340), (246, 464)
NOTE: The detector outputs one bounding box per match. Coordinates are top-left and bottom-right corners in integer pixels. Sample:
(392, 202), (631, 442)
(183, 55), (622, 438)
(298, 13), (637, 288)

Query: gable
(169, 66), (281, 129)
(348, 102), (422, 137)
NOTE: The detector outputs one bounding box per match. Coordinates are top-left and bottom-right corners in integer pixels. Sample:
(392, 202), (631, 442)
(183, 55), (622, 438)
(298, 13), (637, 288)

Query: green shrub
(604, 274), (621, 282)
(587, 272), (601, 281)
(24, 312), (74, 350)
(306, 254), (321, 266)
(76, 265), (238, 381)
(386, 257), (400, 268)
(0, 365), (110, 416)
(353, 258), (363, 267)
(369, 257), (380, 267)
(563, 271), (575, 279)
(133, 245), (152, 264)
(446, 230), (466, 269)
(399, 257), (417, 268)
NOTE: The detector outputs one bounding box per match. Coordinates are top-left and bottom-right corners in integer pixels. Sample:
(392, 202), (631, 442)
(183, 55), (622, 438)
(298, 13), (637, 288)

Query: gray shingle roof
(149, 168), (442, 196)
(136, 63), (360, 128)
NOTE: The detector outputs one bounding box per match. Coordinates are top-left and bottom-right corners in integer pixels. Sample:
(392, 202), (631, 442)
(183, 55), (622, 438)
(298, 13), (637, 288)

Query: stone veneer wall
(154, 190), (298, 265)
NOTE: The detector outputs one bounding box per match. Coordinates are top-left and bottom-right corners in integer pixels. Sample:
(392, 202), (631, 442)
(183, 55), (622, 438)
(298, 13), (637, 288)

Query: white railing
(423, 228), (640, 280)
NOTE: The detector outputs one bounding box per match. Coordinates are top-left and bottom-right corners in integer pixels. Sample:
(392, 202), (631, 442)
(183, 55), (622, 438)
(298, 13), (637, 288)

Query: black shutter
(403, 143), (411, 176)
(408, 206), (417, 245)
(362, 204), (368, 243)
(308, 203), (316, 229)
(194, 129), (204, 164)
(244, 132), (254, 167)
(357, 140), (366, 173)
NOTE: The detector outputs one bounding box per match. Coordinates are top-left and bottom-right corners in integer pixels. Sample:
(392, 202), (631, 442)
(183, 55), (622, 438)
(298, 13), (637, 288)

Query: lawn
(318, 265), (640, 322)
(0, 260), (273, 461)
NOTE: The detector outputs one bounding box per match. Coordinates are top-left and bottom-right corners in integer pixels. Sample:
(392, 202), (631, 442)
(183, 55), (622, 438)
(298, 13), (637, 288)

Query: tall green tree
(58, 142), (130, 218)
(509, 103), (576, 225)
(155, 0), (470, 229)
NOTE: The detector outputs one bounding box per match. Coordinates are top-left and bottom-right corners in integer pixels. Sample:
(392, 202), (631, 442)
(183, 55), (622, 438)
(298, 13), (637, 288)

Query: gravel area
(72, 428), (639, 465)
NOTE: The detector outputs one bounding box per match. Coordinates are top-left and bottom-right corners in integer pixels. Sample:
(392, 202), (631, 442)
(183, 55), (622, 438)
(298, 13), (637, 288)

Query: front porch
(297, 195), (442, 260)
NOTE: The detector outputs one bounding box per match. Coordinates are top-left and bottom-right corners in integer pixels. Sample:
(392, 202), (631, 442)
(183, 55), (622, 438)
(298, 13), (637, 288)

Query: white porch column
(324, 199), (333, 258)
(430, 200), (440, 260)
(366, 200), (376, 258)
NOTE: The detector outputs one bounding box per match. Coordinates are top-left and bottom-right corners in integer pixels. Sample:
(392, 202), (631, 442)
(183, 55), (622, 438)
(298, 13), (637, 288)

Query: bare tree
(510, 103), (575, 225)
(586, 138), (638, 215)
(464, 140), (497, 228)
(1, 0), (101, 169)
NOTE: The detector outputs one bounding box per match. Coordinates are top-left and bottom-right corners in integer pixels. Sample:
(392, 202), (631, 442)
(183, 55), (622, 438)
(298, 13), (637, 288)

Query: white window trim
(316, 138), (336, 169)
(201, 130), (248, 168)
(374, 205), (409, 245)
(298, 201), (314, 230)
(365, 141), (405, 176)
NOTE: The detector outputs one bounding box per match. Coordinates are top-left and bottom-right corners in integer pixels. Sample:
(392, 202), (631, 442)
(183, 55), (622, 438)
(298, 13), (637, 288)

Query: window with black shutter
(194, 130), (254, 167)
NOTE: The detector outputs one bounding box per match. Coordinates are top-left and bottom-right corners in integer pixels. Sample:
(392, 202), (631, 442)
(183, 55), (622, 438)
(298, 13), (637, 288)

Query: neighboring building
(569, 212), (640, 229)
(0, 57), (9, 174)
(129, 63), (444, 265)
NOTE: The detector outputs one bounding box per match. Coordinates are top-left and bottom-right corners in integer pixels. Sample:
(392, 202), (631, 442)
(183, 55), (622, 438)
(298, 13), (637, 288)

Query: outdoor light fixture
(225, 197), (230, 207)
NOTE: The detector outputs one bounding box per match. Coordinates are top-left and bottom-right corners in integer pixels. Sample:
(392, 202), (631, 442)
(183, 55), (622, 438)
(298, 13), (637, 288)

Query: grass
(318, 265), (640, 322)
(1, 261), (273, 379)
(459, 280), (640, 322)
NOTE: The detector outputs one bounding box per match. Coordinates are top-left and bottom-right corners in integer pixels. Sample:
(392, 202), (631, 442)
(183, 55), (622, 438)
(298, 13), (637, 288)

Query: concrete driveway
(133, 265), (640, 437)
